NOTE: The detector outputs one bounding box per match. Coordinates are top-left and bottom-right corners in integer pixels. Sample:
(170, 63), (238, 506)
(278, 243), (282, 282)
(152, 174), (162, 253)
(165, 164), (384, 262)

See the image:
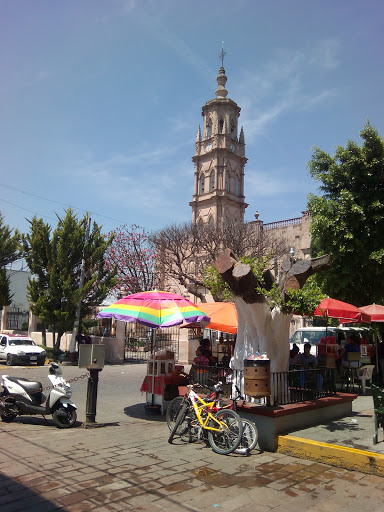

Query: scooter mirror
(49, 363), (63, 376)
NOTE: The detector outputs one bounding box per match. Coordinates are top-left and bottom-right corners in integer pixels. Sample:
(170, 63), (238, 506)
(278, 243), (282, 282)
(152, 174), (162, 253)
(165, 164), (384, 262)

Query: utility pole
(69, 215), (91, 358)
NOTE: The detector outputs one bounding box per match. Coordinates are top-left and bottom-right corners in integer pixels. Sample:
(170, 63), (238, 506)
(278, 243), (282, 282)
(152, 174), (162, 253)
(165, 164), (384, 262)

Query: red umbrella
(359, 304), (384, 374)
(314, 298), (371, 323)
(360, 304), (384, 322)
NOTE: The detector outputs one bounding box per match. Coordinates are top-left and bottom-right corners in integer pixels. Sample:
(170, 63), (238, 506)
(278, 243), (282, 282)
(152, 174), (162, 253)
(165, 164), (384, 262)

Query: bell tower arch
(190, 51), (248, 226)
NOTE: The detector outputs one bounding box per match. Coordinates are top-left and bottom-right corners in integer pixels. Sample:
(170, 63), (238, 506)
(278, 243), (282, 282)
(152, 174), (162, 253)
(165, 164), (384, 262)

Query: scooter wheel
(1, 411), (17, 423)
(52, 406), (77, 429)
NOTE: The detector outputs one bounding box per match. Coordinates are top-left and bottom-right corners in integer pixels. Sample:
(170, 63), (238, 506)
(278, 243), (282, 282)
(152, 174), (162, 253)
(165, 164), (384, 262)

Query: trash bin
(243, 359), (271, 398)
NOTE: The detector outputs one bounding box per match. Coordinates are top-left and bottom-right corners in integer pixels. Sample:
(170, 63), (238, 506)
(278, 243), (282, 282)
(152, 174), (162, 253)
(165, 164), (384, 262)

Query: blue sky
(1, 0), (383, 237)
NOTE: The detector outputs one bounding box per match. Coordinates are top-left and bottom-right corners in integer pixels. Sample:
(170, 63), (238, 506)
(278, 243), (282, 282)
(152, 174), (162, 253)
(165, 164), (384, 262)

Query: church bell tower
(190, 50), (248, 226)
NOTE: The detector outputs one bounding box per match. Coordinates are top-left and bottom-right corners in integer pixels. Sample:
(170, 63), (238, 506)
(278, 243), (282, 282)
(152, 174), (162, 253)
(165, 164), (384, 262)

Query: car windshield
(9, 339), (36, 346)
(290, 330), (327, 345)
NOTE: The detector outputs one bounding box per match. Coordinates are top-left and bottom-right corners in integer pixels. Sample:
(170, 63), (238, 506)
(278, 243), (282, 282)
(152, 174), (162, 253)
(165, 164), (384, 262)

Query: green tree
(0, 213), (20, 309)
(307, 122), (384, 305)
(23, 210), (117, 351)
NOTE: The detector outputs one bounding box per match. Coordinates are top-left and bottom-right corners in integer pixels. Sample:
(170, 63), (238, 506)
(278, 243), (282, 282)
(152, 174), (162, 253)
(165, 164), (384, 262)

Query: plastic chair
(341, 352), (361, 391)
(371, 383), (384, 444)
(357, 365), (375, 394)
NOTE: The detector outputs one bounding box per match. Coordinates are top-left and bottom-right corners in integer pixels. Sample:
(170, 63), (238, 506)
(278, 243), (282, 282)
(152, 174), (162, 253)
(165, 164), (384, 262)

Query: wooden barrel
(244, 359), (271, 398)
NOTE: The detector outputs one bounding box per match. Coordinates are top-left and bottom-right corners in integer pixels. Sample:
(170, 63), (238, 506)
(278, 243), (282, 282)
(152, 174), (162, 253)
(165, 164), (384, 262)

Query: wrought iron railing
(190, 366), (337, 406)
(124, 323), (179, 363)
(270, 368), (337, 405)
(189, 364), (232, 397)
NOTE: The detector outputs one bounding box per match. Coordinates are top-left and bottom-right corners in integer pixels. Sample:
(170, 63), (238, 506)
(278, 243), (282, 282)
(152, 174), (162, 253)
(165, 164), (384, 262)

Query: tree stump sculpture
(214, 249), (331, 374)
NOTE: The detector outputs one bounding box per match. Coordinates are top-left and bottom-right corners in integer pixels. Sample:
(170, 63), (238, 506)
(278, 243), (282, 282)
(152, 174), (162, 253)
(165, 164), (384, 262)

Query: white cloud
(233, 39), (341, 142)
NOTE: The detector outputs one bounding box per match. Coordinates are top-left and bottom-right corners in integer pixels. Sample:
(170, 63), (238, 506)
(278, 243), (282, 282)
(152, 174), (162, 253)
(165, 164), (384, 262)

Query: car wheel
(6, 354), (14, 366)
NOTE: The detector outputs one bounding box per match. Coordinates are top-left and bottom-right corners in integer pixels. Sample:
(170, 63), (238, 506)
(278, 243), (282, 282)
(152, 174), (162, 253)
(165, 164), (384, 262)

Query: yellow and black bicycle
(167, 383), (243, 455)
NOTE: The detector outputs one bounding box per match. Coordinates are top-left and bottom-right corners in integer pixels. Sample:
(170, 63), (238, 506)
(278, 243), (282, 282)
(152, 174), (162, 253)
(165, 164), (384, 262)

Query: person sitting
(189, 346), (210, 384)
(193, 346), (210, 366)
(299, 343), (318, 369)
(200, 338), (217, 364)
(298, 343), (322, 390)
(289, 343), (300, 369)
(340, 335), (360, 369)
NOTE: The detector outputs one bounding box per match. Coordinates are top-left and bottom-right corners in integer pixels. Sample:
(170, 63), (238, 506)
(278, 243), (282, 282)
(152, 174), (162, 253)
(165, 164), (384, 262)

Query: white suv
(0, 334), (46, 366)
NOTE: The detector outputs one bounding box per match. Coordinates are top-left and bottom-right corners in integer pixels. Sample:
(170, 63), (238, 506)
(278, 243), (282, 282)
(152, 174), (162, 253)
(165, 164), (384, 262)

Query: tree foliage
(152, 219), (289, 302)
(22, 210), (116, 347)
(104, 224), (159, 295)
(308, 122), (384, 305)
(0, 213), (21, 309)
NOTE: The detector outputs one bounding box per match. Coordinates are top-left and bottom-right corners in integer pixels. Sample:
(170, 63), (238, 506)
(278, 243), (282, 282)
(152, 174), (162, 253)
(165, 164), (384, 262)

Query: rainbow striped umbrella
(97, 290), (210, 329)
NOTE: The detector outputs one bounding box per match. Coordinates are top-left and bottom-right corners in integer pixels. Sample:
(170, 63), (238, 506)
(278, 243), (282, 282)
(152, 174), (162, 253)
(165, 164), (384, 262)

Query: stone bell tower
(190, 50), (248, 226)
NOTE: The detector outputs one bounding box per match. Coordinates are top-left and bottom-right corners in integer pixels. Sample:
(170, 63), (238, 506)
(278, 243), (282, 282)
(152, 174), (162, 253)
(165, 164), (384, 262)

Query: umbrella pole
(151, 329), (155, 405)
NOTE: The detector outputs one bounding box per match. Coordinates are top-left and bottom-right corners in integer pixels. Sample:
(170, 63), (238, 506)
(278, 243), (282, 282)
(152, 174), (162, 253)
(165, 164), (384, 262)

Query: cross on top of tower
(219, 43), (227, 67)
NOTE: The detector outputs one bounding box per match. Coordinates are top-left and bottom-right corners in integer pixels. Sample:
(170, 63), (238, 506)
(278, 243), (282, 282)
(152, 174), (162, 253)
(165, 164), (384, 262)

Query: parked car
(0, 334), (46, 366)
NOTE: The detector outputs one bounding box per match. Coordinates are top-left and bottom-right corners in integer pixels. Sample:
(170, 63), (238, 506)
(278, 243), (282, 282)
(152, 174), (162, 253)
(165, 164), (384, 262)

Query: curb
(277, 435), (384, 476)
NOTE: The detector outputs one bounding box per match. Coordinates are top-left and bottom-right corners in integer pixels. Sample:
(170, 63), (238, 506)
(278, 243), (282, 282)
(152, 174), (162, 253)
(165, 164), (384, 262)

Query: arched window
(208, 216), (215, 227)
(219, 118), (224, 133)
(234, 177), (240, 195)
(225, 173), (230, 193)
(209, 170), (215, 192)
(199, 174), (205, 194)
(230, 119), (236, 139)
(206, 120), (212, 138)
(198, 218), (204, 229)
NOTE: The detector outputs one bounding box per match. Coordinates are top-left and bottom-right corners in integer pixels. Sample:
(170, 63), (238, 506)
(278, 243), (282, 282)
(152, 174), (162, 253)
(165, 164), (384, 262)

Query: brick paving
(0, 415), (383, 512)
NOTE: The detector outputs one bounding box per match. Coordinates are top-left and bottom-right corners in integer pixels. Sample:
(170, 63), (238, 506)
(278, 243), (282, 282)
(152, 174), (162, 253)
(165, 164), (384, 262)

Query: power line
(0, 183), (127, 225)
(0, 197), (57, 222)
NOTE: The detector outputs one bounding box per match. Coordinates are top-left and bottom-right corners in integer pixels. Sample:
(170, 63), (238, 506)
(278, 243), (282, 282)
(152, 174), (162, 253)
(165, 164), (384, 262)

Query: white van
(289, 326), (374, 364)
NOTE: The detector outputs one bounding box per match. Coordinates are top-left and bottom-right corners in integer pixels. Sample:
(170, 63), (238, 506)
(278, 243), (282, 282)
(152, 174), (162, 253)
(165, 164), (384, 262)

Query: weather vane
(219, 42), (227, 67)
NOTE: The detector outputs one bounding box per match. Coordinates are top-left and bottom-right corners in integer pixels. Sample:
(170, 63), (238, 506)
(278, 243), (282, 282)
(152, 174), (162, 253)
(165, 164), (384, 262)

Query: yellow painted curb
(277, 435), (384, 476)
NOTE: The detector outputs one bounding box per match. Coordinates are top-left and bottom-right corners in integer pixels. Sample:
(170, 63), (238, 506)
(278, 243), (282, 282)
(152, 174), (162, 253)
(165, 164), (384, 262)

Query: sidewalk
(284, 393), (383, 453)
(276, 390), (384, 476)
(1, 404), (384, 512)
(0, 364), (384, 510)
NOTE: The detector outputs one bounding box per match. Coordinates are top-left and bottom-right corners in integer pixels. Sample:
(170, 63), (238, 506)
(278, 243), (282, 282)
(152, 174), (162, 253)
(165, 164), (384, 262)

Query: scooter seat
(6, 376), (43, 393)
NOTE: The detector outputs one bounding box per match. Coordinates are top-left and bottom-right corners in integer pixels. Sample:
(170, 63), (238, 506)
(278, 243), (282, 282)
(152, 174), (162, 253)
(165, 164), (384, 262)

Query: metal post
(85, 367), (101, 424)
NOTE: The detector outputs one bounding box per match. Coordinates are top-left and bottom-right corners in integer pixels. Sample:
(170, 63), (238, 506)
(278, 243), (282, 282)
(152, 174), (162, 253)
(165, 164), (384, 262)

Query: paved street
(0, 363), (384, 511)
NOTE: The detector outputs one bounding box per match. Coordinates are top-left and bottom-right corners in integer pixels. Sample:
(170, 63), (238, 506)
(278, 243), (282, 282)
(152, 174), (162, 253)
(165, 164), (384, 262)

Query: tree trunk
(41, 323), (46, 347)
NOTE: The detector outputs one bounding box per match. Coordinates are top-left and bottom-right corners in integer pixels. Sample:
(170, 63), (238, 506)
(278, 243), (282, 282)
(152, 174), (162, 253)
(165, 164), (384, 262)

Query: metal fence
(6, 307), (29, 331)
(189, 364), (232, 397)
(124, 322), (179, 363)
(271, 368), (337, 405)
(190, 366), (337, 406)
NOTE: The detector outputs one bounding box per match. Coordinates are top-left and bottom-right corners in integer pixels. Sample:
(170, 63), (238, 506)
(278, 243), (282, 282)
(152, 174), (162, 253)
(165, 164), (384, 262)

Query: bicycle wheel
(207, 409), (243, 455)
(235, 419), (258, 454)
(166, 397), (183, 431)
(168, 402), (188, 444)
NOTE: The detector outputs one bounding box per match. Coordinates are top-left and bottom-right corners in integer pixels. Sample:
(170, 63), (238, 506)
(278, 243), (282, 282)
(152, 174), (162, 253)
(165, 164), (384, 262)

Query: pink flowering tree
(104, 224), (159, 295)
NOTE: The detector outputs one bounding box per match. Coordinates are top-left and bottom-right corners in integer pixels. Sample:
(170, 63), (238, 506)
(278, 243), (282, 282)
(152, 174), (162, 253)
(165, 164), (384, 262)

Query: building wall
(6, 269), (30, 310)
(263, 211), (311, 260)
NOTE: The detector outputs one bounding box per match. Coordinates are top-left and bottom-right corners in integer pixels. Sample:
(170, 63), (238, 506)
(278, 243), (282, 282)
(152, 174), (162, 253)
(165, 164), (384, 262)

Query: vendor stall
(140, 352), (187, 414)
